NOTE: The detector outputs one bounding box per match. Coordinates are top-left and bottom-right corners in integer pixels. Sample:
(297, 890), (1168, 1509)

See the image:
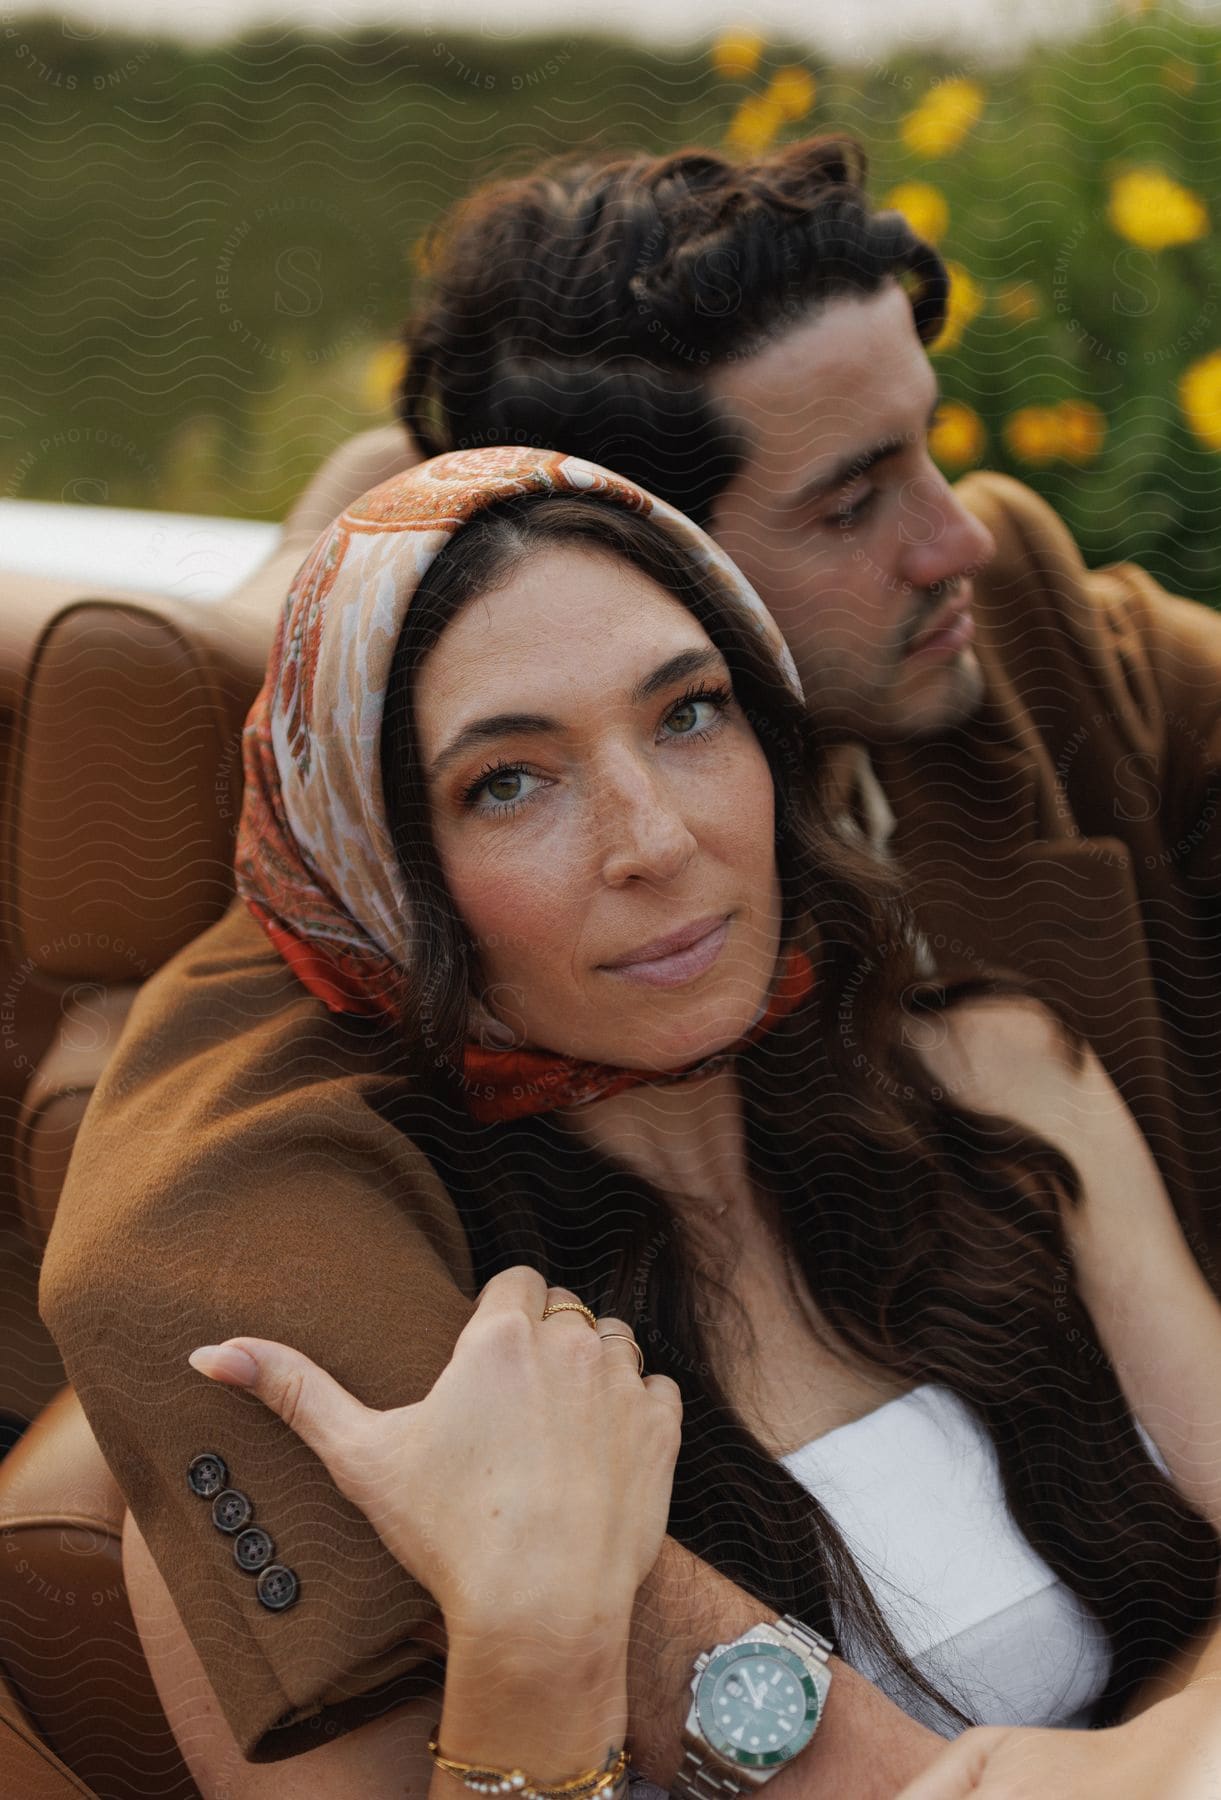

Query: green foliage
(2, 9), (1218, 601)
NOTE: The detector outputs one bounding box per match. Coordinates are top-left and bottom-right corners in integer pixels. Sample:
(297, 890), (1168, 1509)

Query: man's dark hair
(397, 136), (949, 526)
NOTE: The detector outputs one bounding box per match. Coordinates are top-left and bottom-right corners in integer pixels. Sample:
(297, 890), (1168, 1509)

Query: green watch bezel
(693, 1640), (823, 1769)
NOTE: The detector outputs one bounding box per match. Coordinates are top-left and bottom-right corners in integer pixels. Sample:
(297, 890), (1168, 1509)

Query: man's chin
(871, 647), (987, 744)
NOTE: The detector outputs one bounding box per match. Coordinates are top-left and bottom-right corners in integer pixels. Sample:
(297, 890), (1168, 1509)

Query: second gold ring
(540, 1303), (646, 1378)
(600, 1331), (646, 1379)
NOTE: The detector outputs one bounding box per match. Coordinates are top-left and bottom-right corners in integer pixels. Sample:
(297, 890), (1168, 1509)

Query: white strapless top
(626, 1383), (1167, 1798)
(778, 1382), (1116, 1733)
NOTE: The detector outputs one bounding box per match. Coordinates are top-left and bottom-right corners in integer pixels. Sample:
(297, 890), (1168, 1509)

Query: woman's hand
(187, 1263), (683, 1636)
(893, 1688), (1221, 1798)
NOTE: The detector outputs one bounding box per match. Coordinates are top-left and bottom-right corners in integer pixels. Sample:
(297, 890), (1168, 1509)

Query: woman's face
(414, 543), (784, 1069)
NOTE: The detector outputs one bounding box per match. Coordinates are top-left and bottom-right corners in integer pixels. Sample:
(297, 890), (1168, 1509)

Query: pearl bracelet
(428, 1729), (630, 1800)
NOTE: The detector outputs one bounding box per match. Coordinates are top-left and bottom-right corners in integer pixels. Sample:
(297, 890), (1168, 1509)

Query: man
(40, 133), (1221, 1793)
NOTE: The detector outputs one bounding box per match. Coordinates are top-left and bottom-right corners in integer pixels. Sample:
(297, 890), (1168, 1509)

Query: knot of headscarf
(235, 445), (812, 1122)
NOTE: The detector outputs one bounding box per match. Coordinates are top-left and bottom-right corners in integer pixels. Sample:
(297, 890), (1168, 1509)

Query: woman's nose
(598, 760), (698, 888)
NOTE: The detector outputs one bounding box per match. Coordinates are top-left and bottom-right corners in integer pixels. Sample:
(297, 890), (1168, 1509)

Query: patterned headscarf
(235, 446), (811, 1119)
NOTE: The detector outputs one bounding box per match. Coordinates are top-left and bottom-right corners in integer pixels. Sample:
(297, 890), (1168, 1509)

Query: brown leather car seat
(0, 1662), (100, 1798)
(0, 575), (113, 1440)
(0, 428), (412, 1273)
(0, 572), (283, 1799)
(0, 423), (415, 1798)
(4, 424), (414, 1272)
(0, 1385), (189, 1799)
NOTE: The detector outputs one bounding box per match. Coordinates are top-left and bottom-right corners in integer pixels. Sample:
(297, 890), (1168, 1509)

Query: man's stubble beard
(804, 644), (987, 748)
(873, 645), (987, 745)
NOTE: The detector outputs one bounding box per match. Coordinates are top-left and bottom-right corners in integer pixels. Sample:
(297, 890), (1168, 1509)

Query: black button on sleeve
(186, 1453), (228, 1499)
(211, 1488), (254, 1534)
(256, 1564), (299, 1612)
(233, 1526), (275, 1573)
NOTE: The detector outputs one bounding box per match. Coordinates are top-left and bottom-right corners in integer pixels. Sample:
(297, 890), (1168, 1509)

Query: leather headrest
(6, 589), (276, 984)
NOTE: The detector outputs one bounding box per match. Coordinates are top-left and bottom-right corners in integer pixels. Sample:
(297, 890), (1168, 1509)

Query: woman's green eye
(664, 693), (725, 737)
(466, 765), (544, 812)
(486, 771), (523, 802)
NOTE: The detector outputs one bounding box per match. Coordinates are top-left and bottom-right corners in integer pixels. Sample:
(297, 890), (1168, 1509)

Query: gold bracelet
(428, 1731), (629, 1800)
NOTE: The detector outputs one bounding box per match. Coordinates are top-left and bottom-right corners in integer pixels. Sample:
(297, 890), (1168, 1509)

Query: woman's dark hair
(398, 137), (948, 528)
(380, 495), (1220, 1732)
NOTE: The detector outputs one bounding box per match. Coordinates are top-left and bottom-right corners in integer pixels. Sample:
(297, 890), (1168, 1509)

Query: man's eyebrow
(428, 646), (728, 780)
(785, 387), (943, 511)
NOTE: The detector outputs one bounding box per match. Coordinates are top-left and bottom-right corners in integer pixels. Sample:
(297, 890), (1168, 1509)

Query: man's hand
(894, 1686), (1221, 1800)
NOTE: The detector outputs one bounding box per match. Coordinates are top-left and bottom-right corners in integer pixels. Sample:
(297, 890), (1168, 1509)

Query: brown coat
(880, 471), (1221, 1266)
(38, 469), (1221, 1763)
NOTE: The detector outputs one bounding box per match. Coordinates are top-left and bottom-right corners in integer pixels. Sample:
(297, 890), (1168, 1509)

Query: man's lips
(906, 593), (975, 661)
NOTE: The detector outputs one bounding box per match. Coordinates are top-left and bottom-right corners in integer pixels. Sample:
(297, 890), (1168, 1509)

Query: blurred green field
(2, 8), (1219, 601)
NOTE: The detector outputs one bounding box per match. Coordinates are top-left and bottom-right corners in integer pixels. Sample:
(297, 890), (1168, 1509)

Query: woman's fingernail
(188, 1344), (258, 1384)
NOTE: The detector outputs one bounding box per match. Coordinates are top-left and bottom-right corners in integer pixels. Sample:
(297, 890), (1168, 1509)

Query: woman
(166, 446), (1220, 1798)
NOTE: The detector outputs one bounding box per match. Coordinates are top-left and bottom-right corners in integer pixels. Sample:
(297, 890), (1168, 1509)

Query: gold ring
(600, 1331), (646, 1378)
(540, 1300), (598, 1330)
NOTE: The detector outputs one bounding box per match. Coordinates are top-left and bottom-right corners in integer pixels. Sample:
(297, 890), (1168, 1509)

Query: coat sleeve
(1095, 569), (1221, 897)
(281, 423), (420, 550)
(39, 897), (479, 1763)
(956, 470), (1221, 888)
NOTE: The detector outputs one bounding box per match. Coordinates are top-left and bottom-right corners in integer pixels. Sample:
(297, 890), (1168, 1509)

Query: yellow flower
(726, 94), (785, 154)
(900, 78), (986, 159)
(1003, 400), (1107, 466)
(1107, 167), (1208, 252)
(1004, 406), (1062, 466)
(928, 401), (986, 470)
(1180, 350), (1221, 451)
(994, 280), (1042, 325)
(712, 30), (764, 80)
(884, 181), (949, 245)
(931, 262), (985, 352)
(1160, 57), (1198, 95)
(1056, 401), (1107, 463)
(363, 342), (407, 411)
(765, 65), (816, 121)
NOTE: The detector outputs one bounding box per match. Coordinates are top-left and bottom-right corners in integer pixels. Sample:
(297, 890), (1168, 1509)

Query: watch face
(695, 1642), (822, 1768)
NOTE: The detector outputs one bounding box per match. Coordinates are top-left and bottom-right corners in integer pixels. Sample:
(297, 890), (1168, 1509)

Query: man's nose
(896, 464), (997, 594)
(598, 756), (698, 888)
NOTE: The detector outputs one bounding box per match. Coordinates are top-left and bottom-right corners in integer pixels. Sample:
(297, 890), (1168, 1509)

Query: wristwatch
(670, 1614), (833, 1798)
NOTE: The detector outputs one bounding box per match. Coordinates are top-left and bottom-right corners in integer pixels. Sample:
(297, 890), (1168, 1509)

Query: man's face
(706, 283), (998, 744)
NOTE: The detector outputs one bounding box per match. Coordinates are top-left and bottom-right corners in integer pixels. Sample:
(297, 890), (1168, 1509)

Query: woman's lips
(600, 916), (731, 989)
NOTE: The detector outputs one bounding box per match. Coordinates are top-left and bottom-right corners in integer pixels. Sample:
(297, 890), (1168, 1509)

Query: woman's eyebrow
(428, 645), (728, 780)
